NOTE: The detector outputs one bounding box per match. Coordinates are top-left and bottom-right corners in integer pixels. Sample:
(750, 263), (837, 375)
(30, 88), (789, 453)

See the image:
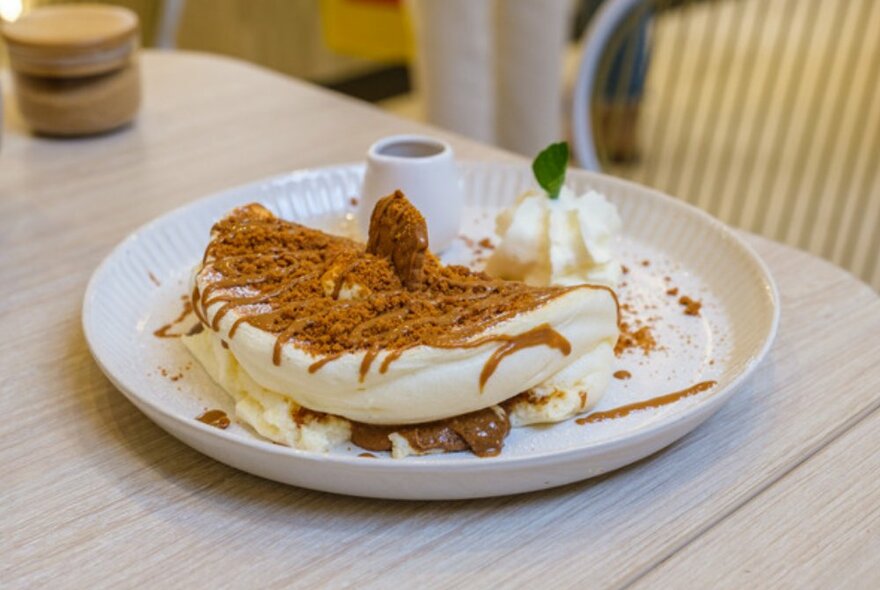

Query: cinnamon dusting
(615, 322), (656, 356)
(614, 302), (657, 356)
(679, 295), (702, 316)
(158, 366), (185, 382)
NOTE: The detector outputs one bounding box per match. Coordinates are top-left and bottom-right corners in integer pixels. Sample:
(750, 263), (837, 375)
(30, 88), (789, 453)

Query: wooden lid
(1, 4), (139, 77)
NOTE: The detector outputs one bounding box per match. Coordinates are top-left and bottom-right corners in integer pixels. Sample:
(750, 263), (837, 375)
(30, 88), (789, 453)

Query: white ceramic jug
(359, 135), (463, 252)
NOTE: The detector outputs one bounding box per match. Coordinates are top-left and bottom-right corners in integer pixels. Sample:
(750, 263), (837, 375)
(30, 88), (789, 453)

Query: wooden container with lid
(1, 4), (141, 136)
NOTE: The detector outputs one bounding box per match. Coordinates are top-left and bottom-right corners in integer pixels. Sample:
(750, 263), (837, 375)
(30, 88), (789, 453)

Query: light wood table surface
(2, 51), (879, 589)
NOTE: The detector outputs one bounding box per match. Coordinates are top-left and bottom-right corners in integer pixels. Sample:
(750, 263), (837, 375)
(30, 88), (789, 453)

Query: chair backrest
(573, 0), (880, 290)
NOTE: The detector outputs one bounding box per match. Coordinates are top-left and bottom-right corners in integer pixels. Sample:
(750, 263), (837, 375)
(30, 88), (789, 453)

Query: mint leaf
(532, 142), (569, 199)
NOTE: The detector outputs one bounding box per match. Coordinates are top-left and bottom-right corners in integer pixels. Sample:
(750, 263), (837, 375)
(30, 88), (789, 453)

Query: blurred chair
(573, 0), (880, 290)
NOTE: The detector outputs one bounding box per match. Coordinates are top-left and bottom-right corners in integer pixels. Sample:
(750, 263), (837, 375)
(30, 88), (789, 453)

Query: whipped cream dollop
(486, 186), (622, 288)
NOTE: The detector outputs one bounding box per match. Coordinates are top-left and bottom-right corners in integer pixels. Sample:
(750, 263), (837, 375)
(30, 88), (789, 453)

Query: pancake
(184, 192), (619, 456)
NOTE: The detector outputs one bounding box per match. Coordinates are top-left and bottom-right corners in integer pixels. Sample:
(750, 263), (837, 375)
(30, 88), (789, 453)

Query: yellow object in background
(320, 0), (411, 62)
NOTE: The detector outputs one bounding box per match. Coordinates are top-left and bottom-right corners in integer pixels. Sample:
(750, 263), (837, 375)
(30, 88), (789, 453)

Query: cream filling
(509, 341), (614, 427)
(183, 327), (350, 453)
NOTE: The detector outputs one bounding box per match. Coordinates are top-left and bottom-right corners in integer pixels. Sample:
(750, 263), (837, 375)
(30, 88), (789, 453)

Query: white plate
(83, 163), (778, 500)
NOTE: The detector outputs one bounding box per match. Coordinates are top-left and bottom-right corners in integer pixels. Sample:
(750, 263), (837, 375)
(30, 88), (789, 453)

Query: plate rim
(82, 162), (780, 470)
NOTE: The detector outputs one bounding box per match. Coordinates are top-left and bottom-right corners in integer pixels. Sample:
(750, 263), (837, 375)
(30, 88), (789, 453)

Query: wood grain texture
(632, 408), (880, 590)
(2, 51), (880, 589)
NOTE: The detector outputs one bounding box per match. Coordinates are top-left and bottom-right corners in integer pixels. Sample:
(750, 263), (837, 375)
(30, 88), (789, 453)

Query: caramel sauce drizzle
(153, 298), (194, 338)
(424, 323), (570, 391)
(308, 353), (343, 374)
(191, 285), (207, 326)
(331, 259), (359, 299)
(316, 323), (571, 390)
(359, 349), (380, 382)
(576, 380), (717, 424)
(379, 349), (404, 374)
(479, 325), (570, 390)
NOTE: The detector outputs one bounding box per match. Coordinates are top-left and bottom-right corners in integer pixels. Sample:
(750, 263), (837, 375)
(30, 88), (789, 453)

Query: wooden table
(2, 51), (879, 589)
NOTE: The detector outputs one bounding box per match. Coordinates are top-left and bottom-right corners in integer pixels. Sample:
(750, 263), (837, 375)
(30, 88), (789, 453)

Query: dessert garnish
(532, 142), (569, 199)
(365, 190), (428, 289)
(486, 141), (623, 287)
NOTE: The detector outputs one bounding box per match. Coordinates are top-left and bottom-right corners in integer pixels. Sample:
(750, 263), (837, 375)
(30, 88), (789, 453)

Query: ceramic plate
(83, 163), (778, 500)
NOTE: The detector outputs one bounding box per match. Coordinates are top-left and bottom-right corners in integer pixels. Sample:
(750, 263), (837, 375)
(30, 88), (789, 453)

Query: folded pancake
(184, 192), (619, 455)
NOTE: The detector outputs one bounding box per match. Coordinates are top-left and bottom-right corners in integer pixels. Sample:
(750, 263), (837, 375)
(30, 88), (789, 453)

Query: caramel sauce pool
(351, 407), (510, 457)
(196, 409), (231, 429)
